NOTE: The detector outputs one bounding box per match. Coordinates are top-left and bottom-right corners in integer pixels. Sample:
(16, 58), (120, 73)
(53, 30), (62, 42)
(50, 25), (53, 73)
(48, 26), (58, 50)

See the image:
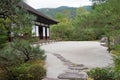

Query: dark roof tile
(18, 1), (58, 25)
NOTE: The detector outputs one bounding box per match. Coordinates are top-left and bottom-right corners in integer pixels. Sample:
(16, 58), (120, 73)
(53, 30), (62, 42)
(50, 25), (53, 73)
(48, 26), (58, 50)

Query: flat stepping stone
(58, 72), (87, 80)
(42, 78), (61, 80)
(70, 64), (85, 67)
(53, 54), (88, 69)
(68, 66), (88, 70)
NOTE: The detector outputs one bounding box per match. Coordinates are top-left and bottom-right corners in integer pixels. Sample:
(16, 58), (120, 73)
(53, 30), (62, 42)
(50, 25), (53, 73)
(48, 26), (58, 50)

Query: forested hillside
(37, 6), (91, 18)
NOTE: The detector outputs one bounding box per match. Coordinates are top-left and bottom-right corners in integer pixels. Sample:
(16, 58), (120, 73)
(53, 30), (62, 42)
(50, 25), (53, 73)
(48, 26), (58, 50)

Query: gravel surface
(40, 41), (113, 78)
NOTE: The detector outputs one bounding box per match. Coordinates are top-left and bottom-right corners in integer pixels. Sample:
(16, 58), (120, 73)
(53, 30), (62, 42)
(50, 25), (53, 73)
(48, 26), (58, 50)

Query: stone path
(53, 53), (88, 80)
(53, 53), (88, 71)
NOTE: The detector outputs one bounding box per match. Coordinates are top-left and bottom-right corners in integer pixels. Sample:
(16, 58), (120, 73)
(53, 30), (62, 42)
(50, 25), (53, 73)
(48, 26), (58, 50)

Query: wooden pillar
(45, 27), (47, 39)
(39, 26), (43, 39)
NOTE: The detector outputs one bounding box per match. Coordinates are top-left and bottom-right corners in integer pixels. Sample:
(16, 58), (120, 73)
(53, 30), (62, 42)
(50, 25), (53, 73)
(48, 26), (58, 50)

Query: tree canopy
(0, 1), (46, 80)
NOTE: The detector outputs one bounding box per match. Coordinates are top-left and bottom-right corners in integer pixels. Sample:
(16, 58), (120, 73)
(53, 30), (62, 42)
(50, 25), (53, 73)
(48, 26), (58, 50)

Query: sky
(25, 0), (92, 9)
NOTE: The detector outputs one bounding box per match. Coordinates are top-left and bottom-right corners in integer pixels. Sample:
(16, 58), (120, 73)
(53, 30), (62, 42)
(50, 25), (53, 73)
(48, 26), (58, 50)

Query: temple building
(19, 1), (58, 40)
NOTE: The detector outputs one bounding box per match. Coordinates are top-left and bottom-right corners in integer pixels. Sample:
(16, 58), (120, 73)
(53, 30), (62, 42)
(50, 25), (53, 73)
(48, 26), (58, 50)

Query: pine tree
(0, 0), (35, 42)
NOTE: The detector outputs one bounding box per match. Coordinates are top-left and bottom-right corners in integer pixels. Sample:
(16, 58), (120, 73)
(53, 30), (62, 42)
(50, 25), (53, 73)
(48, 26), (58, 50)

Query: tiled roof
(18, 1), (58, 25)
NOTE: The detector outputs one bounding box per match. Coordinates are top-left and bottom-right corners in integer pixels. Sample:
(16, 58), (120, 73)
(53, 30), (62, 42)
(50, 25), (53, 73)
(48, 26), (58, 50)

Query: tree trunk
(7, 30), (12, 42)
(107, 36), (111, 53)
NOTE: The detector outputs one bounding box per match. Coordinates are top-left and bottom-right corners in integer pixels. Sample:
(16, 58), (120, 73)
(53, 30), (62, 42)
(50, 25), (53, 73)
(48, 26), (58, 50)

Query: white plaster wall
(32, 25), (36, 36)
(43, 27), (45, 37)
(36, 26), (39, 37)
(47, 28), (50, 37)
(32, 25), (39, 37)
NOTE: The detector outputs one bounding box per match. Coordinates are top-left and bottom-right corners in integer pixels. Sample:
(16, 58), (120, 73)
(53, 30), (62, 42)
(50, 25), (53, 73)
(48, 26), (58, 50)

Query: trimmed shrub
(9, 60), (46, 80)
(28, 64), (46, 80)
(9, 63), (32, 80)
(114, 71), (120, 80)
(87, 67), (114, 80)
(113, 55), (120, 72)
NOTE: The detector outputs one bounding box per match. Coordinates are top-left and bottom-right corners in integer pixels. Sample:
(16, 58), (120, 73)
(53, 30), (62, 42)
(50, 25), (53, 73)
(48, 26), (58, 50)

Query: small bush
(114, 71), (120, 80)
(113, 55), (120, 71)
(9, 61), (46, 80)
(27, 59), (45, 66)
(9, 63), (31, 80)
(87, 67), (114, 80)
(28, 64), (46, 80)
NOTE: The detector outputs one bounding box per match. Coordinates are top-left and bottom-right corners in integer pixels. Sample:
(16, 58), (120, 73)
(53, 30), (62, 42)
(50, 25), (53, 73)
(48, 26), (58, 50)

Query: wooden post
(7, 30), (12, 42)
(107, 36), (111, 53)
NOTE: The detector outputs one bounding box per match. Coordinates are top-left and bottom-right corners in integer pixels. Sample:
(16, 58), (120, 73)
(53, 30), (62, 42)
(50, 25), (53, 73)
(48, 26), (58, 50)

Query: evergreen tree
(0, 0), (35, 42)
